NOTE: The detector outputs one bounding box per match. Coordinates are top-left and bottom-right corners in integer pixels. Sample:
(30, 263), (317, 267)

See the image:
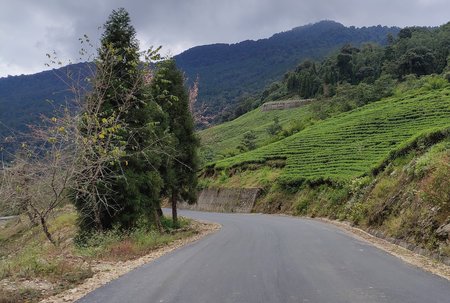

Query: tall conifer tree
(151, 60), (199, 227)
(75, 8), (165, 230)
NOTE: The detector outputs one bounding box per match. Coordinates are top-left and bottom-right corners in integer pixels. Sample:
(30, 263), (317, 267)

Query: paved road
(78, 210), (450, 303)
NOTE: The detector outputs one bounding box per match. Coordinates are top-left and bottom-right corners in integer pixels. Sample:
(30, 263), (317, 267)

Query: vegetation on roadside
(1, 8), (199, 240)
(0, 207), (196, 303)
(198, 23), (450, 260)
(0, 8), (201, 301)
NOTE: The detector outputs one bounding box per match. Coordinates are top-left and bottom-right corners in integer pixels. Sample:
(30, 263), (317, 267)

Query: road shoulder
(314, 217), (450, 281)
(39, 220), (220, 303)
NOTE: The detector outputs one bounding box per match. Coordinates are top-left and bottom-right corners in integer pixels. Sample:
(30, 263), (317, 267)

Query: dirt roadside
(39, 220), (220, 303)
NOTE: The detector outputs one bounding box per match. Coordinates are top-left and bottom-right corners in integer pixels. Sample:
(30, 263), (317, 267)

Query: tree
(151, 59), (199, 227)
(74, 8), (165, 231)
(238, 131), (257, 152)
(266, 116), (282, 136)
(397, 47), (436, 77)
(0, 114), (77, 245)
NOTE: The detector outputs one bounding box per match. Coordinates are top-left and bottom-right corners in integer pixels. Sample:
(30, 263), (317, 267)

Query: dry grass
(0, 207), (204, 303)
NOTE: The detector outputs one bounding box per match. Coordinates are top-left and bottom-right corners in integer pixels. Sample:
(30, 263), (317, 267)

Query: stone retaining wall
(261, 99), (313, 111)
(179, 188), (261, 213)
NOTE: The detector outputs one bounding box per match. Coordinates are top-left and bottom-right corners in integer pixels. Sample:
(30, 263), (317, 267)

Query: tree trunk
(171, 192), (178, 228)
(157, 206), (163, 218)
(40, 216), (56, 246)
(153, 208), (163, 233)
(23, 205), (37, 226)
(93, 199), (103, 231)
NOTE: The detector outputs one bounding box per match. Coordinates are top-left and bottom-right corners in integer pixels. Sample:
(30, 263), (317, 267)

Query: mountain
(0, 21), (398, 147)
(0, 63), (91, 157)
(175, 20), (399, 124)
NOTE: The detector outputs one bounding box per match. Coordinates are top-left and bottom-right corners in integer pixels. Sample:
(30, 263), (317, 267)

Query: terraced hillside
(210, 85), (450, 184)
(198, 101), (313, 162)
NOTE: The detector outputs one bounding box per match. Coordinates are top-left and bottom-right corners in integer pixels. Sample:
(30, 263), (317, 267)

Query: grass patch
(200, 166), (282, 189)
(76, 216), (193, 261)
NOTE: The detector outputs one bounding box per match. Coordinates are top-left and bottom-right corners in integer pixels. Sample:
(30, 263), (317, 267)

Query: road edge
(39, 220), (221, 303)
(313, 217), (450, 281)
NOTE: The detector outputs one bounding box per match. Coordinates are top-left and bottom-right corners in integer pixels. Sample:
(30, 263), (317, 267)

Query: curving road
(78, 210), (450, 303)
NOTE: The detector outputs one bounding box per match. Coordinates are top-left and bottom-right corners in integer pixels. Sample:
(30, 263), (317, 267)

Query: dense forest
(176, 20), (398, 124)
(228, 22), (450, 122)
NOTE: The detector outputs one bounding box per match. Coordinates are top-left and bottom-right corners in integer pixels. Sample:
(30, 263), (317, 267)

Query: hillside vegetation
(200, 80), (450, 260)
(0, 21), (397, 144)
(208, 78), (450, 185)
(177, 21), (397, 124)
(0, 207), (196, 302)
(199, 101), (314, 163)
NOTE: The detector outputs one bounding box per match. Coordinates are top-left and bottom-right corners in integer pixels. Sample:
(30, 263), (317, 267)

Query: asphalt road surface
(78, 210), (450, 303)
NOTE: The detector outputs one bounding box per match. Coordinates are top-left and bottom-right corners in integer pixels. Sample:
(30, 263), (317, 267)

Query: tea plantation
(199, 101), (313, 162)
(211, 86), (450, 184)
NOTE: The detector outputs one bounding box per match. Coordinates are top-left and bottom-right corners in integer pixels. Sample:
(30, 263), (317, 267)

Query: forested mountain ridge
(0, 21), (399, 143)
(176, 20), (399, 124)
(0, 62), (90, 137)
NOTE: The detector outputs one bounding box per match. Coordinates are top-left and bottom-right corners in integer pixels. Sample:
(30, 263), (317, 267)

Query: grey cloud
(1, 0), (450, 77)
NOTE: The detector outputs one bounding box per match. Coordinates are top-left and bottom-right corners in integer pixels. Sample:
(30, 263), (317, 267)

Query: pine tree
(151, 59), (199, 227)
(74, 8), (165, 231)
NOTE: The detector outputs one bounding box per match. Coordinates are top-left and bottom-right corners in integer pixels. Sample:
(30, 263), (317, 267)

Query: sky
(1, 0), (449, 78)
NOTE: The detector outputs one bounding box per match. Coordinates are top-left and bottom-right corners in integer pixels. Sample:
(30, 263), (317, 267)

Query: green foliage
(230, 22), (450, 124)
(176, 21), (398, 125)
(266, 116), (282, 136)
(238, 131), (257, 152)
(412, 140), (450, 178)
(151, 59), (199, 225)
(198, 103), (314, 164)
(74, 8), (166, 231)
(75, 216), (191, 259)
(213, 83), (450, 185)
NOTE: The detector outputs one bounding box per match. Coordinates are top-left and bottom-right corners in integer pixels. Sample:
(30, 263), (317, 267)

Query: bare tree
(0, 111), (77, 244)
(187, 76), (210, 127)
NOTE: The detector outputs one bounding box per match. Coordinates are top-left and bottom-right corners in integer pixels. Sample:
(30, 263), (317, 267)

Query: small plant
(266, 116), (282, 136)
(238, 131), (257, 152)
(423, 75), (447, 90)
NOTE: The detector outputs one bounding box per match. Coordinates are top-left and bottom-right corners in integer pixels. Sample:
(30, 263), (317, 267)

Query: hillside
(177, 21), (398, 124)
(198, 100), (314, 163)
(208, 81), (450, 185)
(0, 63), (90, 155)
(200, 79), (450, 260)
(0, 21), (398, 144)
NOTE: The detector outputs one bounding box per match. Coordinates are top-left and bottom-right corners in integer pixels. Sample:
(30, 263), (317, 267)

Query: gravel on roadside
(315, 217), (450, 281)
(40, 220), (221, 303)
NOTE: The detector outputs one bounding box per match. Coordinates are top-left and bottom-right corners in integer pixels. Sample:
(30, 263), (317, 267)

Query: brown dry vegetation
(0, 206), (201, 303)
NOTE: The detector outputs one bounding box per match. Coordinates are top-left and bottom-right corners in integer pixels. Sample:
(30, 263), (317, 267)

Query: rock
(436, 223), (450, 239)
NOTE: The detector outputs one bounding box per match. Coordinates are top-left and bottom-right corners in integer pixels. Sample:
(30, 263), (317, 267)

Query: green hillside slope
(198, 101), (313, 162)
(210, 85), (450, 184)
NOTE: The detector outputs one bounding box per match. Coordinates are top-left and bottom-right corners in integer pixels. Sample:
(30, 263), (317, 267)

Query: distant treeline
(226, 23), (450, 121)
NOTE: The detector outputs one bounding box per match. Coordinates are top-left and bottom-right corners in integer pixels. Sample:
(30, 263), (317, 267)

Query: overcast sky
(1, 0), (449, 77)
